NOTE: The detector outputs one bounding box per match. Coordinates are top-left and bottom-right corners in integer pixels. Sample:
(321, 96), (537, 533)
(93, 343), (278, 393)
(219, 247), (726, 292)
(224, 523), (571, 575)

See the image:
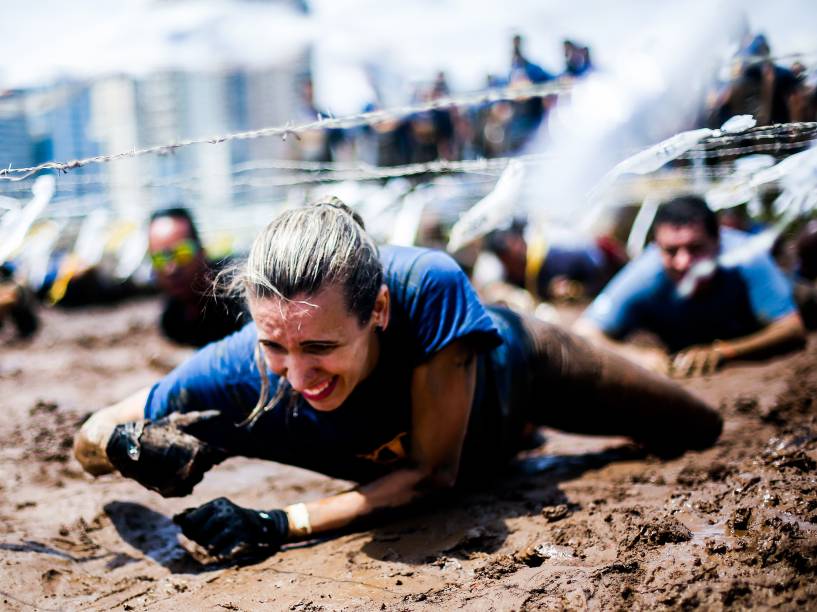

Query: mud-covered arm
(572, 317), (670, 375)
(298, 339), (477, 536)
(672, 311), (806, 377)
(73, 387), (151, 476)
(726, 309), (807, 358)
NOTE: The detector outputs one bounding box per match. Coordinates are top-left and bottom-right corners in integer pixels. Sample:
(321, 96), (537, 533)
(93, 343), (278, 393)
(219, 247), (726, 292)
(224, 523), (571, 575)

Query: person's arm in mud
(672, 311), (807, 377)
(572, 317), (671, 375)
(175, 339), (477, 559)
(73, 387), (151, 476)
(302, 339), (477, 534)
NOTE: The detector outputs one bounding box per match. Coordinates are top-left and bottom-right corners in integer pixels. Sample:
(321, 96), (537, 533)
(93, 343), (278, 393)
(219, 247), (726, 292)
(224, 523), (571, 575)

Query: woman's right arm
(74, 324), (260, 477)
(73, 386), (151, 476)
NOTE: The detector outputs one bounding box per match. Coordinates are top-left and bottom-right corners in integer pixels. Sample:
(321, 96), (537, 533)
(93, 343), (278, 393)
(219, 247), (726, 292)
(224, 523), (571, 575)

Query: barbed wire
(677, 123), (817, 160)
(0, 151), (774, 195)
(680, 138), (817, 160)
(1, 142), (813, 196)
(0, 80), (572, 182)
(2, 118), (814, 196)
(0, 157), (528, 194)
(688, 122), (817, 147)
(737, 50), (817, 66)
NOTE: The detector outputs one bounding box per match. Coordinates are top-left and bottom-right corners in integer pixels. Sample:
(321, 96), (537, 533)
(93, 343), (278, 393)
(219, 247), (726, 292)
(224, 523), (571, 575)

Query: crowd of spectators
(292, 31), (816, 171)
(289, 34), (594, 167)
(705, 34), (817, 128)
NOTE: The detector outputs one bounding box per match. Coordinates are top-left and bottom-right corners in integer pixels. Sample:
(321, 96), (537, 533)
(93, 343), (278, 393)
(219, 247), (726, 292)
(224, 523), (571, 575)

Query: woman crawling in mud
(73, 198), (722, 561)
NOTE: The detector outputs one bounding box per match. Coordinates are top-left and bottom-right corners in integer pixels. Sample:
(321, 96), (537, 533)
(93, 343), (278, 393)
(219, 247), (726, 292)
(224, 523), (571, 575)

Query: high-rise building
(0, 91), (34, 175)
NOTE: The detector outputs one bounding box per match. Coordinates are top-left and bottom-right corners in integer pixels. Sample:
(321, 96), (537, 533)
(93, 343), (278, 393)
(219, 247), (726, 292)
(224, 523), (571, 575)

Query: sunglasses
(150, 239), (200, 270)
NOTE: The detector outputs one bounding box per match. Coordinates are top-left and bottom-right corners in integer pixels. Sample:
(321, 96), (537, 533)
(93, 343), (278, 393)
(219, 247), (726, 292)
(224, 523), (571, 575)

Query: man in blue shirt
(575, 195), (806, 377)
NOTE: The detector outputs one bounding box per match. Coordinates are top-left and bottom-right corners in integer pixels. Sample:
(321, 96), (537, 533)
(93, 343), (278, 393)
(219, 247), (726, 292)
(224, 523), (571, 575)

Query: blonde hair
(234, 197), (383, 427)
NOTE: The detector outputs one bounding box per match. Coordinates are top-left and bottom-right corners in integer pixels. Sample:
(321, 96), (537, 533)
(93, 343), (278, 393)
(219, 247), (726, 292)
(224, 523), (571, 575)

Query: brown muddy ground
(1, 297), (816, 611)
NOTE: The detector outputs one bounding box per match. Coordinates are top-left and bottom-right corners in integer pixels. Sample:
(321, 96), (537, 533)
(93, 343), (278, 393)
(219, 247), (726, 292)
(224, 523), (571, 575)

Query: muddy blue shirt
(144, 246), (527, 483)
(583, 229), (796, 352)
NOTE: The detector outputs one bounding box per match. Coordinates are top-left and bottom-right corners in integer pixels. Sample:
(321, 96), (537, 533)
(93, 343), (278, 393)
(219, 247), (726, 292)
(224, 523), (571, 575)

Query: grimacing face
(655, 221), (719, 285)
(250, 283), (390, 411)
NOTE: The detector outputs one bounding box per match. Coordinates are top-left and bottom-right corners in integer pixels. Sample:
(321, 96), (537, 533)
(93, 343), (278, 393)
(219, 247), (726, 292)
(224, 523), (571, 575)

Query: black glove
(173, 497), (289, 560)
(105, 410), (229, 498)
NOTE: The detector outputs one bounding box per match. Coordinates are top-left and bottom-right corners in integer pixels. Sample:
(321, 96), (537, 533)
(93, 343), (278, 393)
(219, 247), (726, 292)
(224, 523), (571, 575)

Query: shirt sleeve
(740, 253), (797, 324)
(401, 250), (502, 362)
(144, 322), (264, 421)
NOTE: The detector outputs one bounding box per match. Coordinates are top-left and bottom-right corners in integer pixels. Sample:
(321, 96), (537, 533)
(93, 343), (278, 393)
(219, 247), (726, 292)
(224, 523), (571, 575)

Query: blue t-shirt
(144, 245), (526, 483)
(583, 229), (795, 352)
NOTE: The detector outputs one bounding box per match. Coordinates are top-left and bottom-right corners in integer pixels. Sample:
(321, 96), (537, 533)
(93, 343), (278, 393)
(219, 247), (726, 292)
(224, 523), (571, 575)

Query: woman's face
(250, 283), (389, 412)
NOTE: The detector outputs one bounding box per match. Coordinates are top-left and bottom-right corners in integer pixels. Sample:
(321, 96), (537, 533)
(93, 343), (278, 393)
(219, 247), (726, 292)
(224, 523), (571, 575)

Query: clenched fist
(106, 410), (229, 497)
(174, 497), (289, 560)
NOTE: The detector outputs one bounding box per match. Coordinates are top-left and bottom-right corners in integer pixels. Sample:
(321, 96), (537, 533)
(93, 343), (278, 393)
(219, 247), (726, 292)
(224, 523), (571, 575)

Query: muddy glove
(174, 497), (289, 560)
(105, 411), (228, 497)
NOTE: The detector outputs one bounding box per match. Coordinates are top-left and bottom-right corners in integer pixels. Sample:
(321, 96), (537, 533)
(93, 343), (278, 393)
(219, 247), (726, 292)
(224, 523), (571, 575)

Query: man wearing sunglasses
(148, 208), (247, 347)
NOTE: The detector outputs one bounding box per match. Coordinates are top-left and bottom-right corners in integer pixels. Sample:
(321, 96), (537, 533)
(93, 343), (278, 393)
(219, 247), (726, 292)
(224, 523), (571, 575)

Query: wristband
(284, 502), (312, 537)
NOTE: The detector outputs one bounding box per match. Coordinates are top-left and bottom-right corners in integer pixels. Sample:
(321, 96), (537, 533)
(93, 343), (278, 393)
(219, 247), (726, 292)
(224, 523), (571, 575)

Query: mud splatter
(0, 301), (816, 610)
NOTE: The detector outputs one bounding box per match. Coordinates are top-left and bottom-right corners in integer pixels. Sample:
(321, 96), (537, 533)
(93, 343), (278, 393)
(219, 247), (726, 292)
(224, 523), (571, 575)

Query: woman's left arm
(174, 339), (477, 558)
(304, 338), (476, 532)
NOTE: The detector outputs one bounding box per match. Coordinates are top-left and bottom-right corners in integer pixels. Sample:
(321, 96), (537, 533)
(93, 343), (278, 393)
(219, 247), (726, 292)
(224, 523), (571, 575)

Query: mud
(1, 297), (817, 610)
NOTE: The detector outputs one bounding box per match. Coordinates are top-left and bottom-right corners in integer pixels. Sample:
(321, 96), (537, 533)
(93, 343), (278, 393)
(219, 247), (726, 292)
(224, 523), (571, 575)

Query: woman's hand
(174, 497), (289, 560)
(105, 411), (228, 497)
(74, 387), (152, 475)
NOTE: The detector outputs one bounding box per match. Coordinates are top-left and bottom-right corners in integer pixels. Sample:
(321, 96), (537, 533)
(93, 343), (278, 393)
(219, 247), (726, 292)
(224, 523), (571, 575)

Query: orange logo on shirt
(357, 432), (408, 464)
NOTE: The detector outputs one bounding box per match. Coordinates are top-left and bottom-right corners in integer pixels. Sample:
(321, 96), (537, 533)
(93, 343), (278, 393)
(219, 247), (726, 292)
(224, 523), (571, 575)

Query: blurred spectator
(708, 34), (802, 127)
(789, 63), (817, 122)
(148, 208), (247, 347)
(0, 263), (38, 339)
(291, 77), (346, 162)
(407, 76), (455, 163)
(562, 39), (593, 78)
(474, 99), (515, 158)
(506, 35), (553, 152)
(574, 195), (805, 377)
(510, 34), (553, 84)
(482, 221), (627, 303)
(360, 100), (412, 167)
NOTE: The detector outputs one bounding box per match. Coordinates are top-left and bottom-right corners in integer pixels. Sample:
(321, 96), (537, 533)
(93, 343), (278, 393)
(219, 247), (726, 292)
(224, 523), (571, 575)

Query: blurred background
(1, 0), (816, 308)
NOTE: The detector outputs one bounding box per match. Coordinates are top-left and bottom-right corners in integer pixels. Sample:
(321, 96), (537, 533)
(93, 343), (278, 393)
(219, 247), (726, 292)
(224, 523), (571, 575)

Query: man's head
(653, 195), (720, 286)
(484, 219), (528, 287)
(148, 207), (207, 300)
(512, 34), (524, 62)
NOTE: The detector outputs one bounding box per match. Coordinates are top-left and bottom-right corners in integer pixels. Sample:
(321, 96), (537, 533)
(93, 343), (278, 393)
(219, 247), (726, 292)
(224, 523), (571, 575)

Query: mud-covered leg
(523, 318), (722, 456)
